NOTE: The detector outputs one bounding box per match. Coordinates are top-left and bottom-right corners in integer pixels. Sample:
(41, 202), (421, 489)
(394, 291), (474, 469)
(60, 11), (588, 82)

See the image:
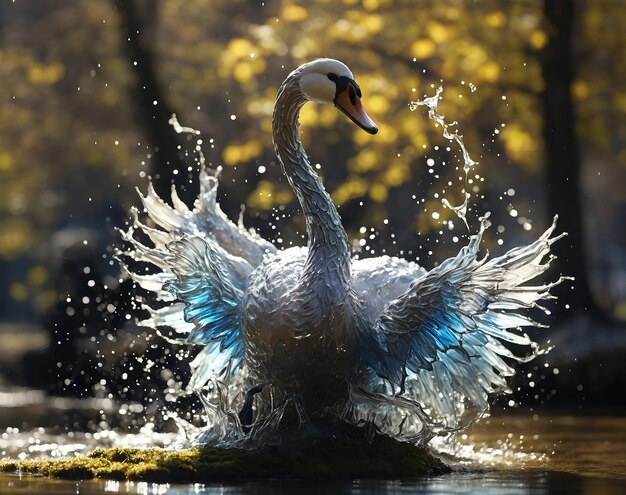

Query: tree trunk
(540, 0), (603, 318)
(113, 0), (196, 205)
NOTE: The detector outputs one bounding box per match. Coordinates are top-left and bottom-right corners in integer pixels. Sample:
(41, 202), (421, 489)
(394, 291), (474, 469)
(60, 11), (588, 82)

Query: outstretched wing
(119, 168), (275, 390)
(163, 236), (246, 390)
(364, 217), (565, 428)
(121, 232), (247, 390)
(136, 164), (277, 267)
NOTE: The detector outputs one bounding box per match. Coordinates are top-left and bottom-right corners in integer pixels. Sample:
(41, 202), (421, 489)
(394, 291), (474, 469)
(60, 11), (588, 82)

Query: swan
(121, 58), (563, 442)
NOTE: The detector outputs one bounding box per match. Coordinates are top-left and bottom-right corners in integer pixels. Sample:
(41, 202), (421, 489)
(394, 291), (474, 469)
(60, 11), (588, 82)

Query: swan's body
(121, 59), (563, 442)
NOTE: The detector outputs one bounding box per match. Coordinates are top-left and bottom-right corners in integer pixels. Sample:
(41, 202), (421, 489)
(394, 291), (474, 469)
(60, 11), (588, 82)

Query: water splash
(431, 429), (550, 472)
(119, 170), (563, 451)
(0, 84), (567, 476)
(0, 422), (181, 461)
(410, 86), (477, 228)
(109, 58), (570, 455)
(168, 113), (201, 136)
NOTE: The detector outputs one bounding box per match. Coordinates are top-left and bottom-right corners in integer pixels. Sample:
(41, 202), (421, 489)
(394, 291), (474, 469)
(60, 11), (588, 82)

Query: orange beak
(334, 83), (378, 135)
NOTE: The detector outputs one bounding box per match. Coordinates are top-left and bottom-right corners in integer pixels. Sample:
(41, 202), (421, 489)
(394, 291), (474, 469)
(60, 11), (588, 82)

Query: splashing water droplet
(410, 87), (478, 230)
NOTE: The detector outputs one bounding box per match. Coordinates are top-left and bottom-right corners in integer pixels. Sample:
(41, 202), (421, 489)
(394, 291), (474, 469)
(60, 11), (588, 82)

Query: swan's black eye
(327, 73), (338, 82)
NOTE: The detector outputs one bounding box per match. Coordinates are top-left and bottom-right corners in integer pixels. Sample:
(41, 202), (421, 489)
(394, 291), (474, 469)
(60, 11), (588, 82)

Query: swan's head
(297, 58), (378, 135)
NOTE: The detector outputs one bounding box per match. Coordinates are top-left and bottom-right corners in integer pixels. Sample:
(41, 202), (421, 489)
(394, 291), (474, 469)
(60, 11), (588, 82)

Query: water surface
(1, 411), (625, 494)
(2, 471), (625, 494)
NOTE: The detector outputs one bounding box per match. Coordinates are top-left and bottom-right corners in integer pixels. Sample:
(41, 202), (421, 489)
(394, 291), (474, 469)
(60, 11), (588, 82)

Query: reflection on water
(1, 405), (626, 494)
(2, 472), (626, 495)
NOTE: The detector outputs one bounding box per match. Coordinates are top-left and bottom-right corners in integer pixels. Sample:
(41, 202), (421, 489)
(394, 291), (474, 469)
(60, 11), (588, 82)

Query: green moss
(0, 430), (449, 482)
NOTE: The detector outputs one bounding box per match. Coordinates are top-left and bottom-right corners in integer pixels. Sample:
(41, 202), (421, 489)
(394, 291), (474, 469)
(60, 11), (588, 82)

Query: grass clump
(0, 430), (449, 482)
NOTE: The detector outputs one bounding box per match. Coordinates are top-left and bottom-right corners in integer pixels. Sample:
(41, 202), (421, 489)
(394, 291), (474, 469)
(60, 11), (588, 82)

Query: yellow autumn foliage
(500, 124), (540, 171)
(247, 179), (294, 210)
(332, 176), (369, 205)
(484, 11), (507, 29)
(2, 0), (624, 275)
(223, 141), (263, 166)
(530, 30), (548, 50)
(282, 4), (308, 22)
(369, 183), (388, 202)
(410, 39), (437, 60)
(27, 62), (64, 85)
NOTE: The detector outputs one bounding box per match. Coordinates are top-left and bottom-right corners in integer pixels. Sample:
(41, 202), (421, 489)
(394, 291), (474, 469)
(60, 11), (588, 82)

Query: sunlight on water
(432, 428), (549, 472)
(1, 422), (181, 460)
(429, 413), (626, 483)
(3, 413), (626, 488)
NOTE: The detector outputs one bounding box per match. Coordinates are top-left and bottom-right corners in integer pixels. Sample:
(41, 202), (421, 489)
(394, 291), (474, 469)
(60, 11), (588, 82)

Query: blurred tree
(0, 1), (147, 323)
(540, 0), (599, 317)
(112, 0), (196, 205)
(152, 0), (552, 255)
(1, 0), (624, 325)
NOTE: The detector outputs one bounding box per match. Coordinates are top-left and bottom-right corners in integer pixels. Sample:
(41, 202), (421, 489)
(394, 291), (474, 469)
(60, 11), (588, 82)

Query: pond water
(1, 406), (625, 494)
(1, 471), (625, 495)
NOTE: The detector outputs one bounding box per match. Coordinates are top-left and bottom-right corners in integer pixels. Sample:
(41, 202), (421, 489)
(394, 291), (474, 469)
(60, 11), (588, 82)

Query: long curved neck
(272, 73), (351, 290)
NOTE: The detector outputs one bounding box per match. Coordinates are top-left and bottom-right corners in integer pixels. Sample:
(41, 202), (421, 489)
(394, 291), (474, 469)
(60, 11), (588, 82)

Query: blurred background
(1, 0), (625, 425)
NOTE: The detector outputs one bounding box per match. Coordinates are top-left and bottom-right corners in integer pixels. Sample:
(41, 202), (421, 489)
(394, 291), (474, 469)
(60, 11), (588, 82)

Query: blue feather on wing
(118, 173), (260, 392)
(360, 217), (565, 430)
(163, 236), (246, 379)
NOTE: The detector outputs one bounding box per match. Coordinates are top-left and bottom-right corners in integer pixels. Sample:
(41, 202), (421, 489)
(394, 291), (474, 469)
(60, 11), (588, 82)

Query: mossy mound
(0, 431), (449, 482)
